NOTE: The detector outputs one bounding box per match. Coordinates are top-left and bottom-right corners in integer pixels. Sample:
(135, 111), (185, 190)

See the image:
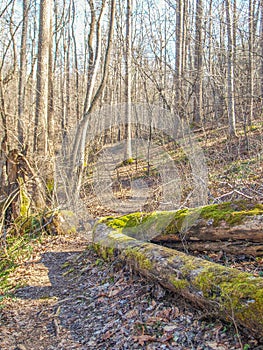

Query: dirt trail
(0, 233), (260, 350)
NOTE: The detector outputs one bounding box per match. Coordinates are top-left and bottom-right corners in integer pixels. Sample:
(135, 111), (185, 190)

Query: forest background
(0, 0), (262, 229)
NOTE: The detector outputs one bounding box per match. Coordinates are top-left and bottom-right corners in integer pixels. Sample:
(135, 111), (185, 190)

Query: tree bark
(260, 0), (263, 99)
(125, 0), (132, 160)
(64, 0), (116, 207)
(152, 238), (263, 256)
(151, 216), (263, 256)
(17, 0), (29, 151)
(193, 0), (203, 125)
(93, 222), (263, 338)
(175, 0), (184, 117)
(225, 0), (237, 137)
(248, 0), (254, 126)
(33, 0), (52, 155)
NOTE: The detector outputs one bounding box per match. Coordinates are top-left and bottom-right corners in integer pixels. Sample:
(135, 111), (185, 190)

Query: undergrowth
(0, 215), (47, 297)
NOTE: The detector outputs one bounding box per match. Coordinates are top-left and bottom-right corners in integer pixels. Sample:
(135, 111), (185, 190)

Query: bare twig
(213, 189), (253, 203)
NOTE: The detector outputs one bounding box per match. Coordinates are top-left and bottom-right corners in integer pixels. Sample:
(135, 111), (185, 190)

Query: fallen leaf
(102, 330), (113, 340)
(108, 288), (121, 297)
(133, 335), (156, 346)
(206, 341), (226, 350)
(163, 325), (178, 333)
(125, 309), (139, 318)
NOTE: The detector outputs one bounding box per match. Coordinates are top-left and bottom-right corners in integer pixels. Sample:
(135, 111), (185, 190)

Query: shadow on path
(2, 249), (94, 350)
(15, 251), (83, 301)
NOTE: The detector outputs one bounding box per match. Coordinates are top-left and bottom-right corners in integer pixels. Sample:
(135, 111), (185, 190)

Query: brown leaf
(102, 330), (113, 340)
(108, 288), (121, 297)
(163, 325), (178, 333)
(146, 316), (165, 324)
(133, 335), (156, 346)
(125, 309), (139, 319)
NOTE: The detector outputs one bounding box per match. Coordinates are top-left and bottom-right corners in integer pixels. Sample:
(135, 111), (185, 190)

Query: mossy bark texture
(102, 202), (263, 256)
(93, 211), (263, 338)
(152, 203), (263, 256)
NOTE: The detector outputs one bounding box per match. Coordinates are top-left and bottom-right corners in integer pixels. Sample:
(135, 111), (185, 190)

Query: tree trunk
(33, 0), (52, 156)
(58, 0), (116, 209)
(93, 222), (263, 338)
(152, 238), (263, 257)
(71, 0), (80, 121)
(225, 0), (237, 137)
(17, 0), (29, 151)
(48, 6), (54, 156)
(260, 0), (263, 100)
(175, 0), (184, 117)
(125, 0), (132, 160)
(0, 81), (8, 195)
(248, 0), (254, 126)
(193, 0), (203, 125)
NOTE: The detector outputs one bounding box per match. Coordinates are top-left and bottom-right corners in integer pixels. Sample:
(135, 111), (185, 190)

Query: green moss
(18, 177), (31, 217)
(199, 202), (263, 227)
(46, 178), (54, 195)
(104, 212), (151, 230)
(92, 243), (115, 261)
(159, 202), (263, 234)
(193, 265), (263, 328)
(48, 211), (77, 235)
(170, 277), (189, 290)
(116, 158), (135, 168)
(100, 201), (263, 241)
(101, 246), (115, 260)
(181, 260), (199, 277)
(163, 208), (193, 234)
(123, 247), (153, 269)
(102, 211), (177, 241)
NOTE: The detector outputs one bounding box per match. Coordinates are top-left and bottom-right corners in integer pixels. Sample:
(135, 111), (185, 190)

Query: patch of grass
(0, 214), (48, 296)
(0, 231), (42, 295)
(95, 258), (104, 267)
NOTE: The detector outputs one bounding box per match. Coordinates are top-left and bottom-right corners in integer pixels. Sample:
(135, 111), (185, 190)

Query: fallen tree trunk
(102, 202), (263, 256)
(153, 217), (263, 243)
(152, 237), (263, 256)
(93, 221), (263, 338)
(150, 210), (263, 256)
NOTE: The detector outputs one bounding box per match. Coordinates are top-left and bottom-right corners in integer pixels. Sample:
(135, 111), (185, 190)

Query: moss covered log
(93, 209), (263, 338)
(100, 202), (263, 256)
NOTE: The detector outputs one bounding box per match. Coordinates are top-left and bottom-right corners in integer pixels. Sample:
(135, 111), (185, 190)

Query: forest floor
(0, 232), (262, 350)
(0, 121), (263, 349)
(83, 121), (263, 217)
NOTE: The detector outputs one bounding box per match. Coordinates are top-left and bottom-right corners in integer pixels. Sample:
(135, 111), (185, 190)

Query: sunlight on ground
(8, 262), (51, 288)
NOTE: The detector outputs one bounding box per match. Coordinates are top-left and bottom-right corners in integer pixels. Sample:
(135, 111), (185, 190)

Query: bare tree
(17, 0), (29, 151)
(83, 0), (107, 115)
(71, 0), (80, 121)
(66, 0), (116, 202)
(193, 0), (203, 125)
(261, 0), (263, 99)
(33, 0), (52, 155)
(225, 0), (237, 137)
(0, 0), (19, 193)
(248, 0), (255, 125)
(125, 0), (132, 160)
(175, 0), (184, 116)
